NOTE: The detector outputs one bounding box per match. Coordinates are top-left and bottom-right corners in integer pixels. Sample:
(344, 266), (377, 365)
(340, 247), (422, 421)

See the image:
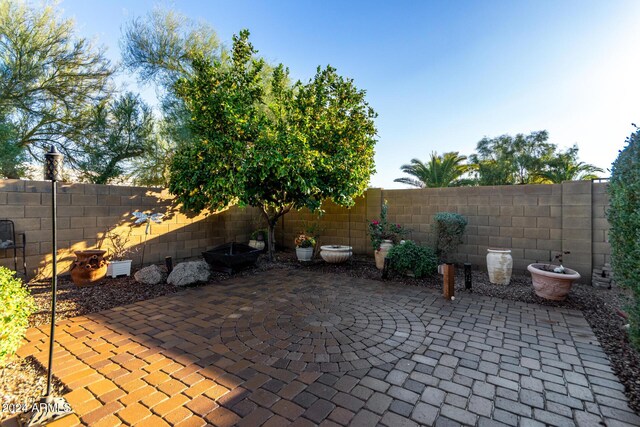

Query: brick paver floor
(6, 269), (640, 426)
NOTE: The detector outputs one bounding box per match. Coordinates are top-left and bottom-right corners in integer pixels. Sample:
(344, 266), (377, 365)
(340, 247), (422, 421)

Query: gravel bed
(2, 252), (638, 417)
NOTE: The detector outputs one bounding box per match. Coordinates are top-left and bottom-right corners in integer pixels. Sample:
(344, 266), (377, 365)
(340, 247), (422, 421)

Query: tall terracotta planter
(528, 263), (581, 301)
(70, 250), (108, 286)
(375, 240), (393, 270)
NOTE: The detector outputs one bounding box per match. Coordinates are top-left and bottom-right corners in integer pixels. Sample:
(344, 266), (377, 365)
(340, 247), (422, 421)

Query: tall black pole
(22, 146), (72, 426)
(45, 178), (57, 397)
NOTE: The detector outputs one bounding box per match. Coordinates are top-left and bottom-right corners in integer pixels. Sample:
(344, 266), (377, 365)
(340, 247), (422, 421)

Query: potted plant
(528, 251), (581, 300)
(368, 201), (407, 270)
(249, 229), (267, 251)
(433, 212), (467, 264)
(386, 240), (438, 278)
(295, 233), (316, 261)
(102, 228), (136, 278)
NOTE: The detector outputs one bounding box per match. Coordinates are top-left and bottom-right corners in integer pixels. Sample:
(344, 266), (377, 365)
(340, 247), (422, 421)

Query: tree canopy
(0, 1), (113, 177)
(77, 93), (155, 184)
(534, 145), (603, 183)
(120, 9), (224, 187)
(170, 30), (377, 259)
(469, 131), (555, 185)
(394, 152), (473, 188)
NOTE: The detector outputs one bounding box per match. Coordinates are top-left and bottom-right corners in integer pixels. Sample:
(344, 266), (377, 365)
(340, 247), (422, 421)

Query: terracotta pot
(70, 250), (108, 287)
(320, 245), (352, 264)
(487, 249), (513, 285)
(374, 240), (393, 270)
(528, 263), (581, 301)
(296, 246), (314, 262)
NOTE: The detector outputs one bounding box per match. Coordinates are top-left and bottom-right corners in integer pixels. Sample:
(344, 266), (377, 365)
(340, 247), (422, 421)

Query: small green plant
(0, 267), (35, 366)
(433, 212), (467, 263)
(250, 229), (267, 241)
(386, 241), (437, 278)
(608, 125), (640, 348)
(368, 200), (407, 250)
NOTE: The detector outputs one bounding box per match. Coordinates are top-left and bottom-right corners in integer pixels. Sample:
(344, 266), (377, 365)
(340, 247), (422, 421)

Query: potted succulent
(528, 251), (581, 301)
(368, 201), (407, 270)
(102, 228), (136, 278)
(295, 233), (316, 262)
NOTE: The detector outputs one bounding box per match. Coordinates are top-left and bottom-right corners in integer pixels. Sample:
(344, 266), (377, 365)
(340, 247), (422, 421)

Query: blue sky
(60, 0), (640, 188)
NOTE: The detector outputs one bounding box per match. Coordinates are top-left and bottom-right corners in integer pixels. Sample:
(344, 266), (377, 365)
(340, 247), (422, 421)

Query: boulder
(167, 260), (211, 286)
(134, 264), (165, 285)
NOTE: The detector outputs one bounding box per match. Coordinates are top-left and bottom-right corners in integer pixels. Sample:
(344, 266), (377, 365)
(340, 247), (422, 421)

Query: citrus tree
(170, 30), (377, 260)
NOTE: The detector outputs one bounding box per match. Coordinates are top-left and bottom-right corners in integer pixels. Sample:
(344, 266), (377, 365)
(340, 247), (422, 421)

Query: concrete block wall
(0, 179), (611, 284)
(592, 182), (610, 269)
(280, 182), (610, 284)
(0, 180), (255, 279)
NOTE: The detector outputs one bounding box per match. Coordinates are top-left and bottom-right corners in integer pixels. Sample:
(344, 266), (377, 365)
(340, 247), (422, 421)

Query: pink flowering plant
(368, 201), (407, 250)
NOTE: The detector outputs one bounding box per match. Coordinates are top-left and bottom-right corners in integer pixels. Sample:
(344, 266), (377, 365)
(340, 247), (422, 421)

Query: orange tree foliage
(169, 30), (377, 259)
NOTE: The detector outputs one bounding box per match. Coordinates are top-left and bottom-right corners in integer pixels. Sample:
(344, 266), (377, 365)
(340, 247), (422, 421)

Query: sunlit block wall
(0, 180), (609, 283)
(281, 182), (610, 284)
(0, 180), (257, 279)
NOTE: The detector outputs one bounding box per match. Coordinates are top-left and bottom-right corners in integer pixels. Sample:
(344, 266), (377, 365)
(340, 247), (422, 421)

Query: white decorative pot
(107, 259), (132, 278)
(320, 245), (352, 264)
(486, 249), (513, 285)
(248, 240), (265, 251)
(374, 240), (394, 270)
(296, 246), (314, 262)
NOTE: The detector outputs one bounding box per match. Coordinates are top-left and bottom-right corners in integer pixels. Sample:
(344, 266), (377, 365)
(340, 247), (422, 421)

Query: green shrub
(250, 229), (267, 240)
(0, 267), (35, 366)
(387, 240), (438, 278)
(433, 212), (468, 262)
(608, 126), (640, 348)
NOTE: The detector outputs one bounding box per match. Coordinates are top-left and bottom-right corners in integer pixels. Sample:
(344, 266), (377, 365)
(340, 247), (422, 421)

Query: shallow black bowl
(202, 242), (262, 273)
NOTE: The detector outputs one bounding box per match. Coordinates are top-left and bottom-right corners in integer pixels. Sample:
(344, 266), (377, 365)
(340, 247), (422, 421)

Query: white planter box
(107, 260), (132, 278)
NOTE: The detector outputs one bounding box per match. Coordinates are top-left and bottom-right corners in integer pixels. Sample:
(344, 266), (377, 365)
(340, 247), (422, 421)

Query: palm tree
(535, 146), (604, 183)
(394, 151), (474, 188)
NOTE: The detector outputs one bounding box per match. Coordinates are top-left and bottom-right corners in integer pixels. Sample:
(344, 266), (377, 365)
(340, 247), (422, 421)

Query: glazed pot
(296, 246), (314, 262)
(374, 240), (394, 270)
(487, 249), (513, 285)
(320, 245), (352, 264)
(70, 250), (108, 286)
(528, 263), (581, 301)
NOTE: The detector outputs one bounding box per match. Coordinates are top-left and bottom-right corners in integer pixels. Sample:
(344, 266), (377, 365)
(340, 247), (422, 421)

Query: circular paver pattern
(218, 287), (427, 372)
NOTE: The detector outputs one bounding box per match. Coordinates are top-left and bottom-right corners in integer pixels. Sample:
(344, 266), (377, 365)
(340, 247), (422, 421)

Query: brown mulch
(1, 252), (638, 419)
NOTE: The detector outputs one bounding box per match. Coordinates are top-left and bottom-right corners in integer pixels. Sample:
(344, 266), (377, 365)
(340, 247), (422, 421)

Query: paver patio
(5, 269), (640, 426)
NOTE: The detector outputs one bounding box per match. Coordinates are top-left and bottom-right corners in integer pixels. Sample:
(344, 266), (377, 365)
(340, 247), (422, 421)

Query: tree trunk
(267, 223), (277, 262)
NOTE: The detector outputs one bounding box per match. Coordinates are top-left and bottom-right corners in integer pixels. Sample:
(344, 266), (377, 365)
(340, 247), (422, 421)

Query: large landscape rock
(134, 264), (165, 285)
(167, 260), (211, 286)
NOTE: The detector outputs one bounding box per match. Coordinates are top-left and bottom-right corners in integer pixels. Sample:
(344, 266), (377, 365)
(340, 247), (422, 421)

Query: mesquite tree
(170, 30), (377, 260)
(0, 2), (112, 176)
